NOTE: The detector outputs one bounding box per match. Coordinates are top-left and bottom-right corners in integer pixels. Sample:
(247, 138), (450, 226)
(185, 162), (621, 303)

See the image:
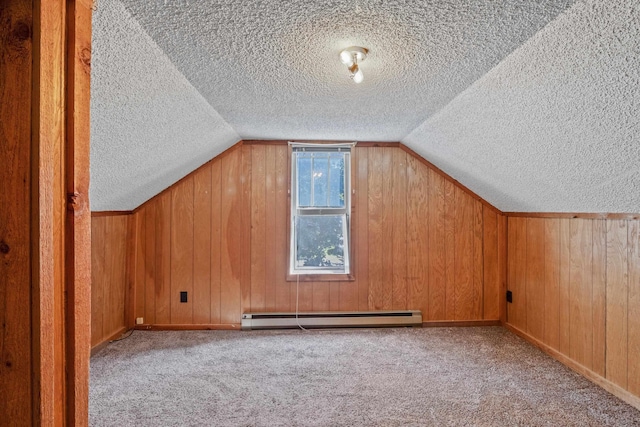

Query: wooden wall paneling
(473, 201), (484, 319)
(558, 218), (571, 355)
(592, 220), (607, 376)
(628, 220), (640, 394)
(313, 281), (330, 311)
(406, 156), (428, 317)
(274, 146), (290, 312)
(264, 145), (277, 311)
(1, 2), (34, 419)
(498, 214), (508, 324)
(210, 159), (222, 323)
(543, 218), (560, 350)
(155, 192), (171, 324)
(143, 201), (157, 325)
(170, 177), (194, 324)
(330, 282), (341, 311)
(444, 180), (456, 319)
(134, 210), (146, 321)
(428, 169), (445, 320)
(454, 188), (474, 320)
(220, 148), (243, 324)
(368, 147), (384, 310)
(91, 218), (106, 346)
(241, 145), (252, 315)
(507, 217), (526, 329)
(569, 219), (593, 369)
(525, 217), (545, 340)
(356, 146), (370, 311)
(109, 216), (127, 335)
(193, 165), (212, 323)
(392, 149), (408, 309)
(125, 214), (136, 329)
(606, 219), (628, 388)
(339, 146), (359, 311)
(250, 145), (266, 311)
(380, 148), (394, 310)
(297, 280), (314, 312)
(482, 208), (499, 320)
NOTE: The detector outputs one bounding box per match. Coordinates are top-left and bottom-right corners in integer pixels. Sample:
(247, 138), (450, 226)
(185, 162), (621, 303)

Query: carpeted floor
(90, 327), (640, 426)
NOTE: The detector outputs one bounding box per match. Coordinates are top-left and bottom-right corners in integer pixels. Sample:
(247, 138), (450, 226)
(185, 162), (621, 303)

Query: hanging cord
(110, 328), (135, 343)
(295, 274), (307, 331)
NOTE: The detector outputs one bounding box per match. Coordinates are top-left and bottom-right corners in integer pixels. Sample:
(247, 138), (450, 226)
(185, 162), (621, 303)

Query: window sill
(286, 273), (355, 282)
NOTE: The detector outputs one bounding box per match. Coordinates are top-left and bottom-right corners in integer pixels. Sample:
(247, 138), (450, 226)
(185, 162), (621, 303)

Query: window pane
(295, 215), (345, 269)
(329, 154), (345, 208)
(297, 154), (312, 207)
(312, 155), (329, 207)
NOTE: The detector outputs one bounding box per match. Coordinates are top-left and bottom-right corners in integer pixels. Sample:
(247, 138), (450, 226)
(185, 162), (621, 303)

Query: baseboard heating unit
(241, 310), (422, 330)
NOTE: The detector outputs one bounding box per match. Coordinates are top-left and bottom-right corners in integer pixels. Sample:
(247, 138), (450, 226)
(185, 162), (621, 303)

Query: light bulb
(352, 68), (364, 84)
(340, 50), (353, 66)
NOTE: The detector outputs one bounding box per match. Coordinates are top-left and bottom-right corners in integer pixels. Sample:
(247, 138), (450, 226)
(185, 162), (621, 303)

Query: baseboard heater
(241, 310), (422, 330)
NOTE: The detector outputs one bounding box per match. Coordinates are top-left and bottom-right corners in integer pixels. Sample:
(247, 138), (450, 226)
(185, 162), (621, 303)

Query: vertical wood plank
(498, 214), (508, 324)
(544, 218), (560, 350)
(155, 192), (171, 324)
(406, 157), (429, 317)
(444, 180), (456, 319)
(628, 220), (640, 394)
(220, 148), (243, 324)
(91, 218), (105, 346)
(264, 145), (277, 311)
(454, 188), (474, 320)
(210, 158), (222, 323)
(356, 147), (370, 311)
(473, 201), (484, 319)
(143, 202), (157, 325)
(313, 282), (330, 311)
(170, 177), (194, 324)
(381, 148), (394, 309)
(592, 219), (607, 377)
(508, 217), (527, 330)
(193, 165), (212, 323)
(330, 282), (341, 311)
(274, 146), (290, 312)
(240, 145), (252, 317)
(392, 149), (407, 309)
(558, 218), (571, 355)
(526, 217), (545, 340)
(250, 145), (266, 312)
(569, 219), (593, 369)
(368, 147), (384, 310)
(606, 219), (628, 388)
(428, 169), (445, 320)
(482, 208), (499, 320)
(134, 210), (146, 321)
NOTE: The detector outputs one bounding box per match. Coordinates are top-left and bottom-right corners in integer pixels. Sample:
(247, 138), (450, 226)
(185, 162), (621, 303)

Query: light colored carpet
(90, 327), (640, 426)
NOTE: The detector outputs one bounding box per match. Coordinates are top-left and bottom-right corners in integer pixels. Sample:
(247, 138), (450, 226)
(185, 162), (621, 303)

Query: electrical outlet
(506, 290), (513, 303)
(180, 291), (188, 303)
(136, 317), (144, 325)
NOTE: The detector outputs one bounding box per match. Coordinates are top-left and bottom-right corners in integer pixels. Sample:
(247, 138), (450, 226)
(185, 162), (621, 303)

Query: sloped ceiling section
(90, 0), (240, 211)
(404, 0), (640, 212)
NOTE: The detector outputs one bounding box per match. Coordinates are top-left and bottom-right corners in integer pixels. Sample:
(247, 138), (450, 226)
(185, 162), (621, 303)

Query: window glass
(290, 146), (351, 275)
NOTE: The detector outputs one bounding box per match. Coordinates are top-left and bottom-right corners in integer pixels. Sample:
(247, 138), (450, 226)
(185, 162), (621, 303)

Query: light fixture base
(339, 46), (369, 65)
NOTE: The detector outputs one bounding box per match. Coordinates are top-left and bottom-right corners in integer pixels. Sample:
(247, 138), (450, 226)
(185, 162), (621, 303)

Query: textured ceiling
(91, 0), (639, 213)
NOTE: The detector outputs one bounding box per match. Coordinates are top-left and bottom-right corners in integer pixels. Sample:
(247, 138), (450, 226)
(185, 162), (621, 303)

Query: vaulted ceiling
(91, 0), (639, 212)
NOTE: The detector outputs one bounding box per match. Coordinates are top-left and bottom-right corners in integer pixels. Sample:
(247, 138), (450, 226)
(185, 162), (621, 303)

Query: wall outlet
(136, 317), (144, 325)
(180, 291), (188, 303)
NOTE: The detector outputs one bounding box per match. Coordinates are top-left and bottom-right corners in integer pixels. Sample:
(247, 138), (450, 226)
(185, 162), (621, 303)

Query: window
(289, 143), (353, 276)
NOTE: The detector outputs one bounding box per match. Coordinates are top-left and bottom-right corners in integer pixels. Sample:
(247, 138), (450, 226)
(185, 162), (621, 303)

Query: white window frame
(289, 142), (355, 276)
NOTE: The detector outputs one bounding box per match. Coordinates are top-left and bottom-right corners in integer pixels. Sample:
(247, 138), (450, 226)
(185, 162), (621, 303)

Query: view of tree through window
(291, 146), (350, 275)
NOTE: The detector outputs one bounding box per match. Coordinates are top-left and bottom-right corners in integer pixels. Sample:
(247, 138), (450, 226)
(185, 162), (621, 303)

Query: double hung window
(289, 143), (353, 276)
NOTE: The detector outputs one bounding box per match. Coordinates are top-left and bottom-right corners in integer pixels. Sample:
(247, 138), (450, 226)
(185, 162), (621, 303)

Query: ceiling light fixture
(339, 46), (368, 84)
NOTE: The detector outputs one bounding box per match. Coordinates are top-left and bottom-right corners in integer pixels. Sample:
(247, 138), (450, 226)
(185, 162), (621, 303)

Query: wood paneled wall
(91, 215), (130, 347)
(127, 143), (504, 326)
(507, 216), (640, 405)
